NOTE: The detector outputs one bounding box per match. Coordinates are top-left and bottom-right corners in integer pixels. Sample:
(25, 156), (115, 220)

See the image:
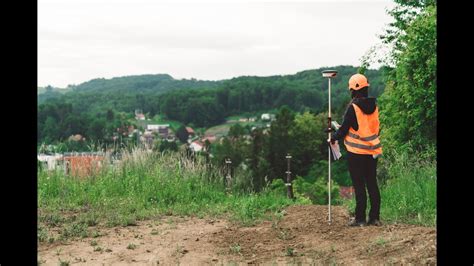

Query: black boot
(348, 219), (366, 227)
(367, 219), (382, 226)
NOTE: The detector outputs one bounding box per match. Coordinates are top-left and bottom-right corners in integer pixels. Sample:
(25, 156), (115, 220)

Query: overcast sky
(38, 0), (396, 88)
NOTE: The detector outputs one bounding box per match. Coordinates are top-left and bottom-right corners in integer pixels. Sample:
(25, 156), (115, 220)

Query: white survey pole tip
(322, 70), (338, 78)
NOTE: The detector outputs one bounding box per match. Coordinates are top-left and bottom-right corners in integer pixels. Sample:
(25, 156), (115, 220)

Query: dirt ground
(38, 205), (436, 265)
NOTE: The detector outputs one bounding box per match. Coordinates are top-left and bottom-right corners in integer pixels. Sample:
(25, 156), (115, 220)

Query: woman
(330, 73), (382, 227)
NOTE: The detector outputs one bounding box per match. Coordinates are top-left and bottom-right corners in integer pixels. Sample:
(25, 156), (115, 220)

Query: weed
(58, 258), (70, 266)
(90, 240), (98, 246)
(91, 230), (103, 238)
(93, 246), (103, 252)
(40, 213), (64, 227)
(80, 213), (98, 227)
(285, 247), (295, 257)
(278, 229), (292, 240)
(375, 237), (387, 247)
(229, 243), (241, 254)
(127, 243), (137, 250)
(60, 222), (88, 240)
(38, 226), (48, 242)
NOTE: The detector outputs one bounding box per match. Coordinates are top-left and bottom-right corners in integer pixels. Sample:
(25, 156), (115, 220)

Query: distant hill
(37, 86), (73, 103)
(37, 74), (222, 104)
(73, 74), (221, 93)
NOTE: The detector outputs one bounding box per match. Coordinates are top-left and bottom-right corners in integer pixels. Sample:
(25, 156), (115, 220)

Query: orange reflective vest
(344, 103), (382, 155)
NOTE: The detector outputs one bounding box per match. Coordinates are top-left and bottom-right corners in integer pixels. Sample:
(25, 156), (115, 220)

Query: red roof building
(62, 153), (105, 178)
(185, 127), (195, 135)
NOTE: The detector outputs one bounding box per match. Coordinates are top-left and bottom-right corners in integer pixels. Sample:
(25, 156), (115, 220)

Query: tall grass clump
(344, 147), (436, 226)
(38, 148), (305, 236)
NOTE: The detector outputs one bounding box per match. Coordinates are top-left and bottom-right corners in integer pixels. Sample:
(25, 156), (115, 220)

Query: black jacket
(332, 97), (378, 142)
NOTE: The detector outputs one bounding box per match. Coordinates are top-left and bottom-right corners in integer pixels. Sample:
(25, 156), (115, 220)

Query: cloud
(38, 1), (395, 87)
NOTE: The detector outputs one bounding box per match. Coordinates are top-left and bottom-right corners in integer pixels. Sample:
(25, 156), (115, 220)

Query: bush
(270, 178), (286, 195)
(306, 159), (352, 187)
(344, 148), (436, 226)
(291, 176), (340, 205)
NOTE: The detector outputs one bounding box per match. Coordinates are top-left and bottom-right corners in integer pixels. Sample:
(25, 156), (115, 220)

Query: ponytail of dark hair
(351, 86), (369, 99)
(345, 86), (369, 112)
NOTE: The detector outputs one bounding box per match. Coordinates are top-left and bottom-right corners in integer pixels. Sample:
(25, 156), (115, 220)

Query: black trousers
(347, 151), (380, 222)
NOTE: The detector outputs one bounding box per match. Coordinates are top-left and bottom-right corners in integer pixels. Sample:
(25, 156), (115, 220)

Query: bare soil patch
(38, 205), (436, 265)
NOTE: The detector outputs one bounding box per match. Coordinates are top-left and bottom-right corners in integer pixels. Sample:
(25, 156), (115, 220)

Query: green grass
(58, 259), (70, 266)
(205, 121), (267, 138)
(205, 124), (232, 137)
(150, 114), (183, 132)
(344, 149), (436, 226)
(229, 243), (241, 254)
(38, 149), (305, 240)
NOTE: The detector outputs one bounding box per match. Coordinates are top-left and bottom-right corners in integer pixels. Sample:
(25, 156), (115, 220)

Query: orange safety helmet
(348, 74), (370, 91)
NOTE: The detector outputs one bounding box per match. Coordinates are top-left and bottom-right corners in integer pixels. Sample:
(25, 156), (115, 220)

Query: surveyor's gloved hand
(327, 138), (336, 145)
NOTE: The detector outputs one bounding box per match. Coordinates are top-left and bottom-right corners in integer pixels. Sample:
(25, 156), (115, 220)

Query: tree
(267, 106), (295, 182)
(289, 112), (326, 177)
(228, 123), (246, 139)
(106, 109), (115, 121)
(212, 137), (247, 175)
(378, 1), (436, 153)
(42, 117), (58, 143)
(176, 125), (189, 143)
(159, 140), (178, 152)
(87, 118), (107, 141)
(250, 127), (268, 192)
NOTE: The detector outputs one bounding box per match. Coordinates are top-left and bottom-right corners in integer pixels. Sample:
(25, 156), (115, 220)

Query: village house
(261, 113), (271, 121)
(185, 127), (195, 136)
(189, 140), (204, 152)
(135, 109), (146, 120)
(38, 153), (63, 171)
(147, 124), (170, 138)
(135, 113), (145, 120)
(62, 152), (106, 178)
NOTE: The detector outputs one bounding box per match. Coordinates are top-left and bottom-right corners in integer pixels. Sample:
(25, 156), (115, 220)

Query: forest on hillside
(37, 66), (387, 144)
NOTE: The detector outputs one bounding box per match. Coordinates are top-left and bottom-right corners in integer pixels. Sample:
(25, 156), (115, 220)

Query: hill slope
(38, 74), (222, 104)
(38, 205), (435, 265)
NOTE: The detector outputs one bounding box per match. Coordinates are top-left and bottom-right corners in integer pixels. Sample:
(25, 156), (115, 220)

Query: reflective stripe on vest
(347, 132), (379, 141)
(344, 103), (382, 155)
(344, 140), (382, 150)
